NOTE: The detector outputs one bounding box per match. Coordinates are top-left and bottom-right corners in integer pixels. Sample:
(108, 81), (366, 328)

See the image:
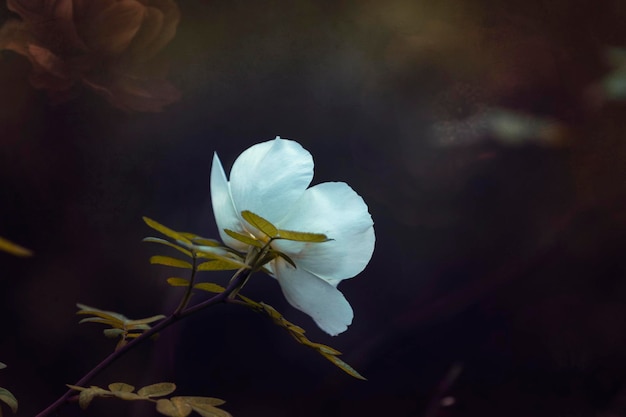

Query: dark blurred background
(2, 0), (626, 416)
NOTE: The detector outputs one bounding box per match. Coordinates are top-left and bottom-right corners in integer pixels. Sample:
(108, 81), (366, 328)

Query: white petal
(273, 257), (353, 336)
(273, 182), (375, 285)
(229, 137), (313, 224)
(210, 153), (248, 251)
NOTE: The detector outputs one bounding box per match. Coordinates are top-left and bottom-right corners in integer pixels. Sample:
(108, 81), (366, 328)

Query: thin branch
(34, 266), (254, 417)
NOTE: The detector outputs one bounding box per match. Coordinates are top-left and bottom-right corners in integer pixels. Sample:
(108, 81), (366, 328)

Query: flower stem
(34, 266), (255, 417)
(173, 252), (198, 316)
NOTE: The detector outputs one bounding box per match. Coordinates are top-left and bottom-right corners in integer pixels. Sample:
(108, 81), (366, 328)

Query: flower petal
(273, 257), (353, 336)
(229, 137), (313, 224)
(210, 153), (247, 251)
(273, 182), (375, 285)
(75, 0), (144, 55)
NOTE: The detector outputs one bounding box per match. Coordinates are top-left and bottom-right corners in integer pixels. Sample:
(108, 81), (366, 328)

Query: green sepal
(150, 256), (193, 269)
(241, 211), (278, 238)
(276, 229), (329, 242)
(271, 251), (297, 269)
(143, 217), (192, 246)
(223, 229), (262, 248)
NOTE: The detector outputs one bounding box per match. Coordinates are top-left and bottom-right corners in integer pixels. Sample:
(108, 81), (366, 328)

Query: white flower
(210, 137), (375, 336)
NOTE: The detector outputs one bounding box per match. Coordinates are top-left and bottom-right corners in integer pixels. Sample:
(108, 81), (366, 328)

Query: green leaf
(180, 397), (225, 407)
(156, 398), (192, 417)
(320, 353), (367, 380)
(240, 211), (278, 238)
(108, 382), (135, 393)
(76, 304), (129, 323)
(113, 391), (142, 400)
(78, 389), (96, 410)
(179, 233), (221, 247)
(103, 328), (126, 338)
(311, 343), (342, 355)
(143, 217), (192, 245)
(0, 237), (32, 257)
(193, 283), (225, 293)
(143, 237), (193, 258)
(223, 229), (262, 248)
(126, 315), (166, 326)
(0, 363), (6, 370)
(276, 229), (329, 242)
(174, 397), (230, 417)
(0, 388), (17, 413)
(150, 256), (193, 269)
(236, 294), (262, 309)
(167, 277), (190, 287)
(137, 382), (176, 398)
(196, 260), (242, 271)
(79, 317), (124, 327)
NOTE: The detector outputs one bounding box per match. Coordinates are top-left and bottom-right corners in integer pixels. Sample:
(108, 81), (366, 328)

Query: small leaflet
(240, 211), (278, 238)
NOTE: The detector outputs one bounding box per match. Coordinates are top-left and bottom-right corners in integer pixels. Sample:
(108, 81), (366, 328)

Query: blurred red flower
(0, 0), (181, 112)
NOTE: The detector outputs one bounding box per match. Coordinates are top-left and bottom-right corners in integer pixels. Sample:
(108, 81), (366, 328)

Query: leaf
(179, 233), (221, 247)
(103, 328), (126, 338)
(156, 398), (192, 417)
(240, 211), (278, 238)
(195, 250), (248, 269)
(321, 353), (367, 380)
(78, 317), (123, 327)
(180, 397), (225, 407)
(0, 388), (17, 413)
(78, 389), (96, 410)
(0, 363), (6, 370)
(167, 277), (190, 287)
(310, 343), (342, 355)
(0, 237), (32, 257)
(143, 217), (192, 245)
(143, 237), (193, 258)
(196, 260), (242, 271)
(137, 382), (176, 398)
(126, 314), (166, 326)
(174, 397), (231, 417)
(108, 382), (135, 393)
(223, 229), (262, 248)
(150, 256), (193, 269)
(276, 229), (330, 242)
(76, 304), (128, 323)
(236, 294), (262, 309)
(193, 283), (225, 293)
